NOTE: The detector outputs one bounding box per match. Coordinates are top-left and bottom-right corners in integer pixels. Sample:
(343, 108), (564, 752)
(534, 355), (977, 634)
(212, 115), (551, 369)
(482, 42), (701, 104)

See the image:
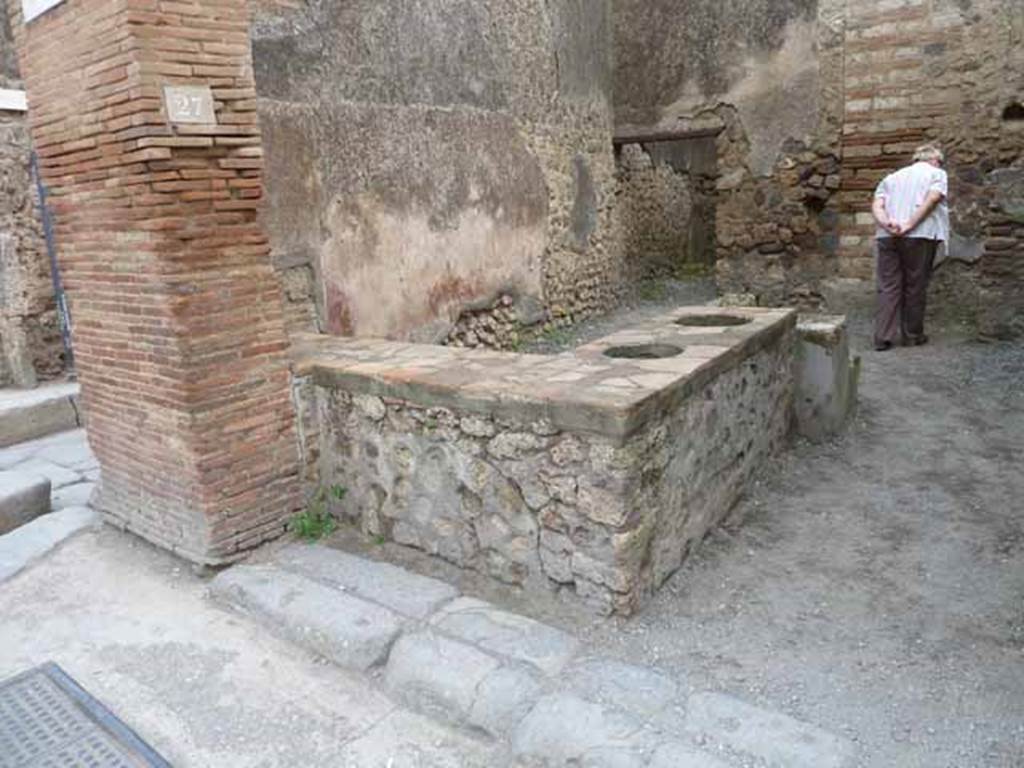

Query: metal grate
(0, 663), (171, 768)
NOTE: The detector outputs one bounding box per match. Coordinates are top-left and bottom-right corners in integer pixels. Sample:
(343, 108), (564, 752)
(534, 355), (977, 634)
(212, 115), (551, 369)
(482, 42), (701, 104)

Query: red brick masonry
(9, 0), (302, 563)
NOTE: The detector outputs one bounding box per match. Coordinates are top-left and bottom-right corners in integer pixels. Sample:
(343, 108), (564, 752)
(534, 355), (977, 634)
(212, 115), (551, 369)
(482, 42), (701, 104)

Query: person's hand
(885, 221), (903, 236)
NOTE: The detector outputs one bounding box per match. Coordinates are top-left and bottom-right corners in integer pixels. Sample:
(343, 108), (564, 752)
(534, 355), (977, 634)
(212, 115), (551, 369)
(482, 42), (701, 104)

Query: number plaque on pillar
(22, 0), (67, 23)
(163, 85), (217, 125)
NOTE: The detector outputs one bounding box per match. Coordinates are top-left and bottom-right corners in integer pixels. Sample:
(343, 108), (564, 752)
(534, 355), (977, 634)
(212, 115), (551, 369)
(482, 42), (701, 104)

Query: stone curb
(566, 657), (680, 724)
(429, 596), (579, 677)
(8, 458), (82, 490)
(274, 542), (458, 619)
(0, 383), (81, 449)
(0, 470), (51, 535)
(512, 693), (650, 767)
(210, 544), (859, 767)
(0, 506), (98, 583)
(685, 692), (860, 768)
(384, 630), (542, 739)
(51, 481), (96, 511)
(209, 564), (404, 672)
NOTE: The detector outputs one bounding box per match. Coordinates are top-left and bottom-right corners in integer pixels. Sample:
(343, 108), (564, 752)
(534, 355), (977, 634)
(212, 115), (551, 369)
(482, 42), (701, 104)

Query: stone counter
(291, 307), (796, 615)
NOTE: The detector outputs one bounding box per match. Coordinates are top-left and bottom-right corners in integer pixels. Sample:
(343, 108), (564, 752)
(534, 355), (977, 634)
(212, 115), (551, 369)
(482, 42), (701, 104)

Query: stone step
(385, 629), (542, 740)
(209, 564), (406, 672)
(428, 596), (579, 677)
(0, 471), (50, 536)
(273, 542), (458, 620)
(209, 544), (859, 768)
(511, 692), (650, 767)
(684, 693), (859, 768)
(0, 506), (98, 583)
(0, 382), (81, 448)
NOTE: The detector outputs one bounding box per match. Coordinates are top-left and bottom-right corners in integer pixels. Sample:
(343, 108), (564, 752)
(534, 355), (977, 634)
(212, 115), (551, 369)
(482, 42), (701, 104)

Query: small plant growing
(539, 324), (575, 347)
(636, 280), (669, 302)
(290, 485), (346, 542)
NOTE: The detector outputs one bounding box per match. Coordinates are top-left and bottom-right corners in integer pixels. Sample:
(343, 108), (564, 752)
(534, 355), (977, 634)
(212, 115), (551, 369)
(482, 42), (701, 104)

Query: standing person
(870, 144), (949, 351)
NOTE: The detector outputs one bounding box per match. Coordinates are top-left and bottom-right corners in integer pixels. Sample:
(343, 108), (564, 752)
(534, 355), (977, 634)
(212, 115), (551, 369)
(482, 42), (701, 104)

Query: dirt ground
(577, 309), (1024, 767)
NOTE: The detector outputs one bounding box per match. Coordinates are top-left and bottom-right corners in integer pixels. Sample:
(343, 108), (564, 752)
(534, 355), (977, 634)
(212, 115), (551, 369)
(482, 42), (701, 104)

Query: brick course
(9, 0), (302, 562)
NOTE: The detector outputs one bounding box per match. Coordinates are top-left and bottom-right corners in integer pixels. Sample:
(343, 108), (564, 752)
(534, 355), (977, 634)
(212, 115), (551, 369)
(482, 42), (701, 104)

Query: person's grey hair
(913, 144), (944, 163)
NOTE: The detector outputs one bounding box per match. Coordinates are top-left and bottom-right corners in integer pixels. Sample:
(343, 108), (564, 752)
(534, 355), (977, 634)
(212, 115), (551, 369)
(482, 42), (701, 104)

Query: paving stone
(32, 429), (94, 469)
(338, 708), (503, 768)
(274, 543), (458, 620)
(0, 471), (50, 535)
(467, 665), (543, 739)
(684, 693), (858, 768)
(648, 741), (732, 768)
(210, 565), (404, 672)
(51, 481), (95, 511)
(71, 457), (100, 473)
(0, 506), (98, 583)
(385, 630), (499, 718)
(9, 458), (82, 490)
(385, 630), (540, 738)
(430, 596), (579, 676)
(568, 658), (679, 722)
(512, 693), (650, 768)
(0, 383), (81, 448)
(0, 440), (41, 470)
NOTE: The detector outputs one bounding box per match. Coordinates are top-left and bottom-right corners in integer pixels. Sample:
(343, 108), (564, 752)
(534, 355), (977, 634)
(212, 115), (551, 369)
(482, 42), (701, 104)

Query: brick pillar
(9, 0), (302, 563)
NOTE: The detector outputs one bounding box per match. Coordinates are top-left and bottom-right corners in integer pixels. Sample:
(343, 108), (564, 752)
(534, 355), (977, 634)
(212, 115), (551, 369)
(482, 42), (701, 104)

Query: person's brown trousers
(874, 237), (938, 347)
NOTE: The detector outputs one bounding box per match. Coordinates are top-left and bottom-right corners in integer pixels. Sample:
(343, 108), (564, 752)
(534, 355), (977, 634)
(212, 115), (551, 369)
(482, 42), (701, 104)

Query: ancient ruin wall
(251, 1), (623, 347)
(838, 0), (1024, 339)
(614, 136), (718, 281)
(614, 0), (846, 306)
(615, 0), (1024, 336)
(0, 3), (63, 386)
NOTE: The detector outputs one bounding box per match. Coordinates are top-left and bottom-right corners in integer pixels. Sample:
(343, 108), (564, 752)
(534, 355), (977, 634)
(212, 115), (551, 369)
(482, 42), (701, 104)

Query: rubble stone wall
(614, 0), (846, 307)
(615, 139), (716, 281)
(0, 3), (62, 386)
(251, 1), (623, 347)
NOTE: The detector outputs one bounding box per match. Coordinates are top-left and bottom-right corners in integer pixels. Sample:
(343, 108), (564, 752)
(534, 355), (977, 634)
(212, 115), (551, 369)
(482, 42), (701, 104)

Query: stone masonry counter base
(294, 307), (796, 615)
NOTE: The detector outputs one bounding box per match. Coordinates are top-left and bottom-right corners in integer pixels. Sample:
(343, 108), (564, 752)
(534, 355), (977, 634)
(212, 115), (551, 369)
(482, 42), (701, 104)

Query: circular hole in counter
(603, 343), (684, 360)
(674, 313), (753, 328)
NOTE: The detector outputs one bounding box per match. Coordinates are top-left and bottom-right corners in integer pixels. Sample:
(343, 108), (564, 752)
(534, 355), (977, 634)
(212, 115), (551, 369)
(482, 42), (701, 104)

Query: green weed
(539, 325), (575, 347)
(290, 485), (346, 542)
